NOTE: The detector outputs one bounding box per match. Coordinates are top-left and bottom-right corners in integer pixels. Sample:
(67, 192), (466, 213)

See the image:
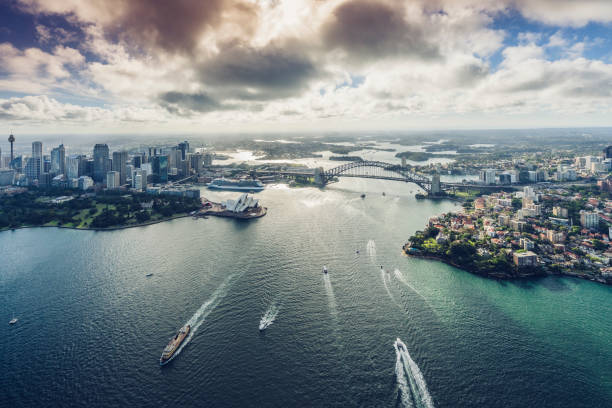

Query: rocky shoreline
(402, 243), (612, 285)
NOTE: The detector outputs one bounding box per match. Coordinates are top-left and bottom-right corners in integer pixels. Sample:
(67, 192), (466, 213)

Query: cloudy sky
(1, 0), (612, 134)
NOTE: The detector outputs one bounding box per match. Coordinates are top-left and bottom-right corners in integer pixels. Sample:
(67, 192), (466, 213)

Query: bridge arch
(320, 160), (435, 193)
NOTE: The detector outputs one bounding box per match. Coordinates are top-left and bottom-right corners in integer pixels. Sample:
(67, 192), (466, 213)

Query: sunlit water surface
(2, 178), (611, 407)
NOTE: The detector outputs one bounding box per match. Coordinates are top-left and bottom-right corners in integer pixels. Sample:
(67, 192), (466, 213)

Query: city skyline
(0, 1), (612, 134)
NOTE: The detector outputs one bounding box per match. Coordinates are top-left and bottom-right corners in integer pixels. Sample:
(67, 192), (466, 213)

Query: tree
(592, 239), (607, 251)
(424, 226), (439, 239)
(135, 211), (150, 223)
(448, 241), (476, 265)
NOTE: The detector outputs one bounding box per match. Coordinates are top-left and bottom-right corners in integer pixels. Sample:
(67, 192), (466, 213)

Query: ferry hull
(160, 325), (190, 366)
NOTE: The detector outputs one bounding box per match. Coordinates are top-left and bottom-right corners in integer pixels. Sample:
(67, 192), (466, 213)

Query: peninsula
(0, 187), (202, 231)
(404, 186), (612, 285)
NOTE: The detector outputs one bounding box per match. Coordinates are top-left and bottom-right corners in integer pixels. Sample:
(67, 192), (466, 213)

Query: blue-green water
(1, 179), (611, 407)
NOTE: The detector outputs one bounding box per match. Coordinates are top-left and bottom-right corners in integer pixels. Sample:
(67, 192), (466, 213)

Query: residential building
(580, 211), (599, 229)
(479, 169), (496, 185)
(552, 206), (568, 218)
(546, 230), (565, 244)
(520, 238), (534, 251)
(513, 251), (538, 267)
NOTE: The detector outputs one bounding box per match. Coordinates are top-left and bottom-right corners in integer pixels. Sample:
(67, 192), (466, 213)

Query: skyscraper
(28, 141), (43, 180)
(93, 144), (110, 182)
(32, 141), (42, 159)
(66, 155), (80, 180)
(190, 153), (203, 175)
(112, 151), (129, 185)
(50, 144), (65, 175)
(178, 141), (189, 160)
(24, 157), (41, 182)
(151, 155), (168, 183)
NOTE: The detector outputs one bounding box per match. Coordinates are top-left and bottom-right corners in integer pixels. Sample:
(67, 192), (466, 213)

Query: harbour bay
(2, 179), (611, 407)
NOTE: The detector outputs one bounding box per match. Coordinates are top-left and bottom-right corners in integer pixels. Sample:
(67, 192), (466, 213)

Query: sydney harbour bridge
(315, 160), (441, 194)
(252, 160), (445, 195)
(251, 160), (506, 195)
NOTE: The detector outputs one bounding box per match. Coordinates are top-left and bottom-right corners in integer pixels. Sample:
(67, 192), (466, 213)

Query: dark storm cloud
(17, 0), (257, 54)
(198, 42), (320, 100)
(158, 91), (225, 114)
(322, 0), (440, 61)
(116, 0), (231, 54)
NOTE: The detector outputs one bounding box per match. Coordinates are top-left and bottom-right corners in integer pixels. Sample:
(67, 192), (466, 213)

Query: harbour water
(1, 178), (611, 407)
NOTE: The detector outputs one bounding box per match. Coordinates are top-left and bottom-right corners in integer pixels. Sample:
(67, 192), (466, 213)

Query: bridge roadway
(251, 161), (525, 194)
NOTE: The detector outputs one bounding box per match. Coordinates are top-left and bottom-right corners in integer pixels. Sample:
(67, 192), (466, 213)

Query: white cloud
(3, 0), (612, 131)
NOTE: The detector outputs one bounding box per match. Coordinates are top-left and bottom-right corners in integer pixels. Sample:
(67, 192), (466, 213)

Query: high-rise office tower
(32, 141), (42, 159)
(93, 144), (110, 182)
(50, 144), (66, 175)
(112, 151), (129, 185)
(178, 141), (189, 160)
(151, 155), (168, 183)
(24, 157), (41, 181)
(190, 153), (203, 175)
(66, 155), (80, 180)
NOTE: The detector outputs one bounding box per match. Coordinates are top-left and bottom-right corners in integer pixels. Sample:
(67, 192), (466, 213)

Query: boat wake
(173, 274), (237, 359)
(259, 302), (280, 331)
(367, 240), (377, 264)
(394, 338), (435, 408)
(323, 274), (338, 316)
(393, 269), (427, 301)
(381, 268), (401, 308)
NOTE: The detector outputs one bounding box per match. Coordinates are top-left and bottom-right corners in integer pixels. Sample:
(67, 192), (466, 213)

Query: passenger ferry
(160, 324), (190, 366)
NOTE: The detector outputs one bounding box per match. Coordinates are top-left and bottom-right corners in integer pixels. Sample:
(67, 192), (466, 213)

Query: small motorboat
(323, 266), (328, 274)
(146, 273), (154, 277)
(9, 317), (17, 325)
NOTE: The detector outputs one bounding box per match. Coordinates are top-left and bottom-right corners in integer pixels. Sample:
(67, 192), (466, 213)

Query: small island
(395, 151), (455, 162)
(329, 155), (364, 162)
